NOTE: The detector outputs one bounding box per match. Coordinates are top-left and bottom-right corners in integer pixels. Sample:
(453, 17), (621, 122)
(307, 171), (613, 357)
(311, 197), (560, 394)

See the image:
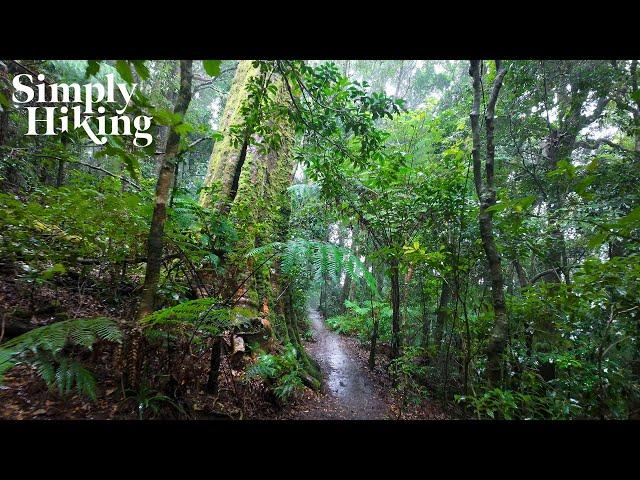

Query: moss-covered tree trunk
(200, 61), (258, 213)
(198, 60), (322, 388)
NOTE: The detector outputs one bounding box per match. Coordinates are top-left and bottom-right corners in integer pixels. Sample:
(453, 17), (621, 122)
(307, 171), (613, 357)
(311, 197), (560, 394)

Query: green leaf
(131, 60), (150, 81)
(85, 60), (101, 78)
(587, 231), (608, 249)
(115, 60), (134, 84)
(485, 201), (509, 213)
(40, 263), (66, 280)
(0, 91), (10, 109)
(203, 60), (222, 77)
(151, 108), (183, 127)
(617, 205), (640, 227)
(174, 122), (194, 136)
(511, 195), (536, 213)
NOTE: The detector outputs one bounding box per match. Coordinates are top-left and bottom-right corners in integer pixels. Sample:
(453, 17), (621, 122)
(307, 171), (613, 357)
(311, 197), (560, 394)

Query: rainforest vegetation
(0, 59), (639, 420)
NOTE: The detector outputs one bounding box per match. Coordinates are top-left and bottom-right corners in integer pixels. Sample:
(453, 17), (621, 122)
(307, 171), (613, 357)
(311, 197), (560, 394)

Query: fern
(140, 299), (257, 339)
(246, 353), (278, 379)
(246, 241), (283, 258)
(246, 238), (378, 294)
(287, 183), (319, 203)
(0, 317), (122, 400)
(246, 344), (305, 402)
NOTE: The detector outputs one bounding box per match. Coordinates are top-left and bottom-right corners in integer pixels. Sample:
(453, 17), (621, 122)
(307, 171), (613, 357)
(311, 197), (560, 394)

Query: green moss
(140, 299), (257, 336)
(200, 61), (259, 209)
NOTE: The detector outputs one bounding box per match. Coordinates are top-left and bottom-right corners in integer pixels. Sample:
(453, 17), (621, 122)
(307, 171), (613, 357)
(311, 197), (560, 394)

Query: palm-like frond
(246, 238), (377, 293)
(0, 317), (122, 400)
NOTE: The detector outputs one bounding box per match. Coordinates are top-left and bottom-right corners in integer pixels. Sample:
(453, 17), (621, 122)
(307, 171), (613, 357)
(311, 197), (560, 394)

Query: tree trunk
(470, 60), (508, 387)
(390, 257), (402, 359)
(632, 60), (640, 161)
(138, 60), (193, 319)
(368, 264), (384, 370)
(369, 305), (379, 370)
(206, 337), (222, 393)
(340, 270), (352, 313)
(0, 62), (9, 147)
(419, 275), (431, 351)
(200, 61), (257, 212)
(433, 278), (451, 355)
(55, 157), (65, 187)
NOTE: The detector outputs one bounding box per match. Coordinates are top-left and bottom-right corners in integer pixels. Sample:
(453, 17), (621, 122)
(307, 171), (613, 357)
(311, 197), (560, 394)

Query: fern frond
(246, 241), (283, 258)
(0, 349), (17, 383)
(272, 237), (377, 293)
(69, 360), (98, 401)
(0, 317), (121, 400)
(33, 353), (56, 386)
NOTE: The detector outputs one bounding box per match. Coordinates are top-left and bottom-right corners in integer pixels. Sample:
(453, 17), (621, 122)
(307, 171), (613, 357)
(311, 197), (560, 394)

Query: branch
(72, 160), (142, 190)
(26, 154), (142, 190)
(528, 267), (563, 285)
(575, 138), (634, 154)
(484, 60), (507, 192)
(582, 95), (612, 126)
(75, 253), (180, 265)
(469, 60), (483, 199)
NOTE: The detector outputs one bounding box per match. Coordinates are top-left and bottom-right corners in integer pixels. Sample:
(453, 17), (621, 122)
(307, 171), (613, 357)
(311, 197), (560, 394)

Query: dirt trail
(294, 308), (390, 419)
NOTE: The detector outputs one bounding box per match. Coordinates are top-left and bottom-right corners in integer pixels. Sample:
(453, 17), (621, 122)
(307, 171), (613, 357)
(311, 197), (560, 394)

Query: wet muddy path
(294, 308), (389, 419)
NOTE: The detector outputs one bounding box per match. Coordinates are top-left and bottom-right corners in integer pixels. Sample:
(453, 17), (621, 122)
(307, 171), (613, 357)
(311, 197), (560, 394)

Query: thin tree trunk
(420, 275), (431, 351)
(55, 157), (65, 187)
(631, 60), (640, 161)
(368, 296), (379, 371)
(0, 63), (9, 147)
(390, 257), (402, 359)
(470, 60), (508, 387)
(206, 337), (222, 393)
(340, 274), (352, 312)
(138, 60), (193, 319)
(369, 264), (384, 370)
(434, 278), (451, 355)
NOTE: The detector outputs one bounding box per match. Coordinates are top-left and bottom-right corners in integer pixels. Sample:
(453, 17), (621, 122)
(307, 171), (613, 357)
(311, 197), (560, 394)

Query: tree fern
(246, 241), (283, 259)
(140, 299), (257, 339)
(246, 238), (377, 294)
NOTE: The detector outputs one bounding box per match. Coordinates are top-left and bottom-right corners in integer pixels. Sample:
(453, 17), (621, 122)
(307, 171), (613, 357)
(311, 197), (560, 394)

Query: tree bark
(433, 277), (451, 355)
(470, 60), (508, 387)
(200, 61), (257, 212)
(0, 62), (9, 147)
(419, 275), (431, 351)
(138, 60), (193, 319)
(390, 257), (402, 359)
(206, 337), (222, 393)
(55, 157), (65, 188)
(368, 264), (384, 370)
(369, 304), (379, 370)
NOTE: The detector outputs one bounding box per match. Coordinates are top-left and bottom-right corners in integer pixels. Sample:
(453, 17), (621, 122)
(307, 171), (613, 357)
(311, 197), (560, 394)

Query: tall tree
(199, 61), (257, 213)
(138, 60), (193, 318)
(469, 60), (508, 387)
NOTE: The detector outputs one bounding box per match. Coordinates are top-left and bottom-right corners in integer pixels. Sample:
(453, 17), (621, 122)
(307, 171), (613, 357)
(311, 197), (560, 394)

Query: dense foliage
(1, 59), (638, 420)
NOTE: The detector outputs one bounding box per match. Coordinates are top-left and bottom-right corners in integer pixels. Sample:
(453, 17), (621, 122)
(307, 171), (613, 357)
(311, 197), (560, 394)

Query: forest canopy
(0, 59), (638, 420)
